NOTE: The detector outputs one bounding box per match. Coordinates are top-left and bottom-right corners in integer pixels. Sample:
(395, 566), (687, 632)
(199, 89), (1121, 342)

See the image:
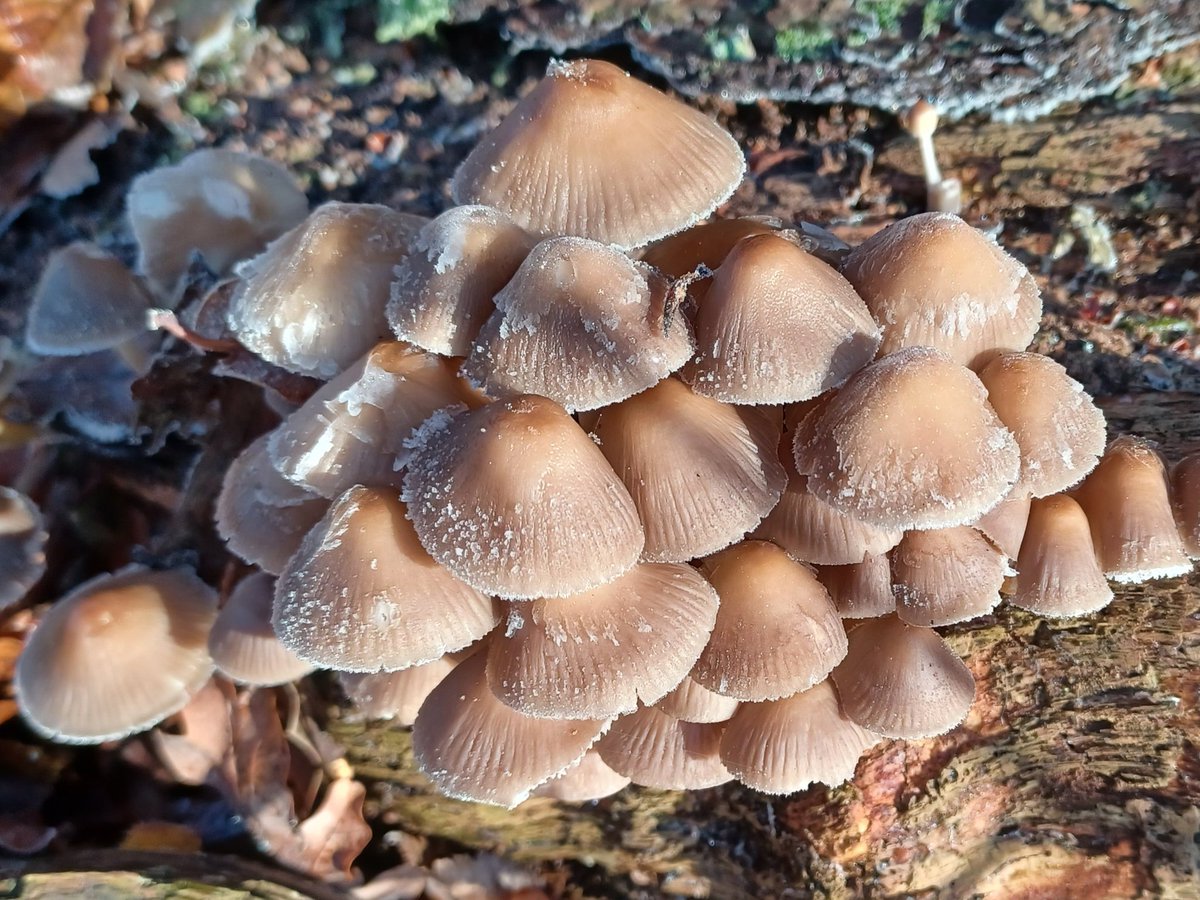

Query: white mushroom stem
(147, 308), (240, 353)
(902, 100), (962, 215)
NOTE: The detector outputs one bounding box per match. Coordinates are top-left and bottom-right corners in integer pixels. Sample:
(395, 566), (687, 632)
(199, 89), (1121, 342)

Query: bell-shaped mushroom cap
(640, 216), (779, 277)
(451, 58), (745, 249)
(486, 562), (719, 720)
(274, 486), (498, 672)
(973, 490), (1032, 561)
(0, 487), (48, 611)
(207, 573), (314, 686)
(591, 378), (785, 563)
(402, 395), (644, 598)
(977, 352), (1106, 497)
(654, 675), (739, 723)
(533, 749), (631, 802)
(1011, 495), (1113, 617)
(793, 347), (1020, 531)
(25, 243), (152, 356)
(595, 703), (730, 789)
(338, 656), (458, 725)
(226, 202), (427, 378)
(816, 553), (895, 619)
(15, 565), (217, 744)
(462, 238), (693, 412)
(412, 651), (609, 807)
(719, 680), (879, 794)
(892, 526), (1008, 627)
(830, 615), (975, 739)
(694, 541), (847, 701)
(387, 205), (537, 357)
(683, 234), (881, 404)
(267, 342), (475, 498)
(1173, 452), (1200, 559)
(128, 148), (309, 299)
(841, 212), (1043, 369)
(1072, 436), (1192, 583)
(215, 434), (329, 575)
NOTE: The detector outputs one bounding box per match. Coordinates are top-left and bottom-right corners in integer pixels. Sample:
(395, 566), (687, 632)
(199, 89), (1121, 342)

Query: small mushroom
(891, 526), (1008, 627)
(1010, 495), (1113, 617)
(0, 487), (48, 611)
(338, 656), (459, 725)
(898, 101), (962, 215)
(973, 491), (1032, 561)
(815, 553), (896, 620)
(654, 675), (739, 724)
(1173, 451), (1200, 559)
(595, 704), (730, 790)
(207, 572), (314, 686)
(640, 216), (780, 278)
(533, 750), (631, 802)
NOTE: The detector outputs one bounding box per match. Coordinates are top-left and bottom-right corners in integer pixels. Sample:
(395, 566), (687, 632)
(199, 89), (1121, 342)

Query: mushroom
(973, 491), (1032, 561)
(640, 216), (780, 279)
(1173, 451), (1200, 559)
(595, 704), (731, 790)
(0, 487), (48, 611)
(654, 675), (739, 724)
(891, 526), (1008, 627)
(207, 572), (314, 686)
(533, 750), (631, 802)
(1010, 495), (1113, 617)
(338, 656), (459, 725)
(815, 553), (896, 619)
(898, 100), (962, 215)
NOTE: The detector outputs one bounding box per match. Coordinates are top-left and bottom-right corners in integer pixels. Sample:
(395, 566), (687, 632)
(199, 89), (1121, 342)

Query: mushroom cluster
(14, 59), (1200, 807)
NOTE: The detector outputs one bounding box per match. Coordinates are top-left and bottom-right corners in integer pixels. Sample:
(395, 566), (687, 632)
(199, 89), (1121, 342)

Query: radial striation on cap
(595, 703), (731, 790)
(451, 58), (746, 249)
(1011, 494), (1113, 617)
(402, 395), (644, 598)
(338, 656), (458, 725)
(207, 572), (314, 686)
(1173, 452), (1200, 559)
(533, 750), (631, 802)
(892, 526), (1008, 627)
(15, 565), (218, 744)
(0, 487), (48, 611)
(654, 674), (739, 724)
(815, 553), (896, 620)
(972, 490), (1031, 561)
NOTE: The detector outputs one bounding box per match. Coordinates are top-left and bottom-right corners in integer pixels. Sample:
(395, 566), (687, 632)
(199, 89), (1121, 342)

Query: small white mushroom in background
(899, 100), (962, 215)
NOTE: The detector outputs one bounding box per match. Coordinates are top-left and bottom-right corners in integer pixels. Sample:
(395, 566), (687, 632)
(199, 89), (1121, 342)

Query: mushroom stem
(900, 99), (963, 215)
(148, 308), (241, 353)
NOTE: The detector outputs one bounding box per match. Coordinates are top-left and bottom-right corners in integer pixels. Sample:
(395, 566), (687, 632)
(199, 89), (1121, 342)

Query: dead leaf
(120, 820), (203, 852)
(352, 864), (427, 900)
(152, 676), (236, 785)
(277, 778), (373, 884)
(0, 0), (95, 128)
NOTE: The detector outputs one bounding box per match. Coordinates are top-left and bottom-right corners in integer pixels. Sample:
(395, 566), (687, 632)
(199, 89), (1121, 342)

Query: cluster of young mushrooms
(12, 59), (1200, 807)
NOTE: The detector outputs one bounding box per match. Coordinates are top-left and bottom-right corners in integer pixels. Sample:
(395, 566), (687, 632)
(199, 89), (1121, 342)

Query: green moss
(857, 0), (911, 33)
(375, 0), (452, 43)
(706, 24), (757, 62)
(774, 23), (835, 62)
(921, 0), (954, 38)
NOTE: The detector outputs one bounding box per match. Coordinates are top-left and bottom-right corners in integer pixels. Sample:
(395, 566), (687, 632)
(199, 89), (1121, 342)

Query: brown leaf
(151, 677), (236, 785)
(119, 820), (203, 852)
(277, 778), (373, 884)
(0, 0), (95, 127)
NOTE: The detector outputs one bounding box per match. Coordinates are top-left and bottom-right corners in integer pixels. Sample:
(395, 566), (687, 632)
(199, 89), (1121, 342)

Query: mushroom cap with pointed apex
(640, 216), (781, 279)
(900, 100), (939, 139)
(25, 243), (152, 356)
(592, 378), (786, 563)
(402, 395), (644, 599)
(693, 541), (847, 702)
(830, 615), (975, 739)
(274, 486), (498, 673)
(977, 352), (1106, 497)
(654, 675), (739, 723)
(215, 434), (329, 575)
(1012, 495), (1113, 617)
(892, 526), (1007, 627)
(793, 347), (1020, 531)
(267, 342), (477, 499)
(15, 565), (218, 744)
(973, 490), (1031, 561)
(128, 148), (308, 299)
(534, 750), (631, 802)
(387, 205), (537, 357)
(486, 562), (719, 720)
(719, 680), (879, 794)
(462, 237), (694, 413)
(338, 656), (458, 725)
(1174, 452), (1200, 559)
(412, 650), (609, 807)
(451, 58), (746, 249)
(841, 213), (1043, 369)
(683, 233), (881, 404)
(0, 487), (47, 611)
(816, 553), (896, 619)
(595, 704), (730, 790)
(1071, 436), (1192, 583)
(207, 573), (314, 687)
(226, 202), (428, 379)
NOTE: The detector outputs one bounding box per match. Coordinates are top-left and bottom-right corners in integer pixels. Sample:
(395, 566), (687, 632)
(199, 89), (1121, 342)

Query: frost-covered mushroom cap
(891, 526), (1007, 627)
(654, 675), (739, 724)
(25, 243), (152, 356)
(815, 553), (896, 620)
(792, 347), (1020, 531)
(15, 565), (217, 744)
(841, 212), (1043, 368)
(1011, 494), (1113, 618)
(0, 487), (48, 611)
(402, 395), (644, 598)
(595, 703), (731, 790)
(207, 572), (314, 686)
(451, 58), (746, 249)
(972, 490), (1031, 561)
(462, 237), (694, 412)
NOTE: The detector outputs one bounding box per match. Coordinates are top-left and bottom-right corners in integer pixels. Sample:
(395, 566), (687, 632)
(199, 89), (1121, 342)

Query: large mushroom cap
(207, 572), (314, 686)
(640, 216), (780, 279)
(891, 526), (1008, 627)
(451, 58), (745, 249)
(841, 212), (1042, 368)
(402, 395), (644, 598)
(0, 487), (48, 611)
(595, 704), (731, 790)
(793, 347), (1020, 531)
(1012, 494), (1113, 617)
(15, 566), (217, 743)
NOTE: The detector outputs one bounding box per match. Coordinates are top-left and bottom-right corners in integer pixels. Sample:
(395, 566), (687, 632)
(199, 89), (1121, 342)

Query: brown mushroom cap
(815, 553), (895, 619)
(127, 148), (308, 299)
(830, 615), (975, 739)
(533, 749), (631, 802)
(401, 395), (644, 598)
(977, 352), (1106, 497)
(973, 490), (1032, 561)
(1173, 452), (1200, 559)
(719, 680), (879, 794)
(1072, 436), (1192, 583)
(462, 237), (694, 412)
(640, 216), (781, 279)
(486, 562), (719, 720)
(207, 572), (314, 686)
(654, 675), (739, 723)
(1011, 494), (1113, 617)
(683, 233), (881, 404)
(792, 347), (1020, 531)
(387, 205), (537, 357)
(451, 58), (745, 249)
(412, 650), (609, 807)
(841, 213), (1042, 368)
(225, 202), (427, 378)
(694, 541), (847, 701)
(595, 704), (731, 790)
(338, 656), (458, 725)
(274, 486), (499, 672)
(891, 526), (1008, 627)
(591, 378), (786, 563)
(0, 487), (48, 611)
(15, 566), (217, 743)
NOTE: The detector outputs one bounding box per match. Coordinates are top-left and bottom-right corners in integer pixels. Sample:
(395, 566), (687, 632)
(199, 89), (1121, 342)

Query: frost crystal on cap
(451, 58), (746, 249)
(463, 237), (693, 412)
(0, 487), (47, 611)
(207, 572), (314, 686)
(1011, 495), (1113, 617)
(892, 526), (1007, 627)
